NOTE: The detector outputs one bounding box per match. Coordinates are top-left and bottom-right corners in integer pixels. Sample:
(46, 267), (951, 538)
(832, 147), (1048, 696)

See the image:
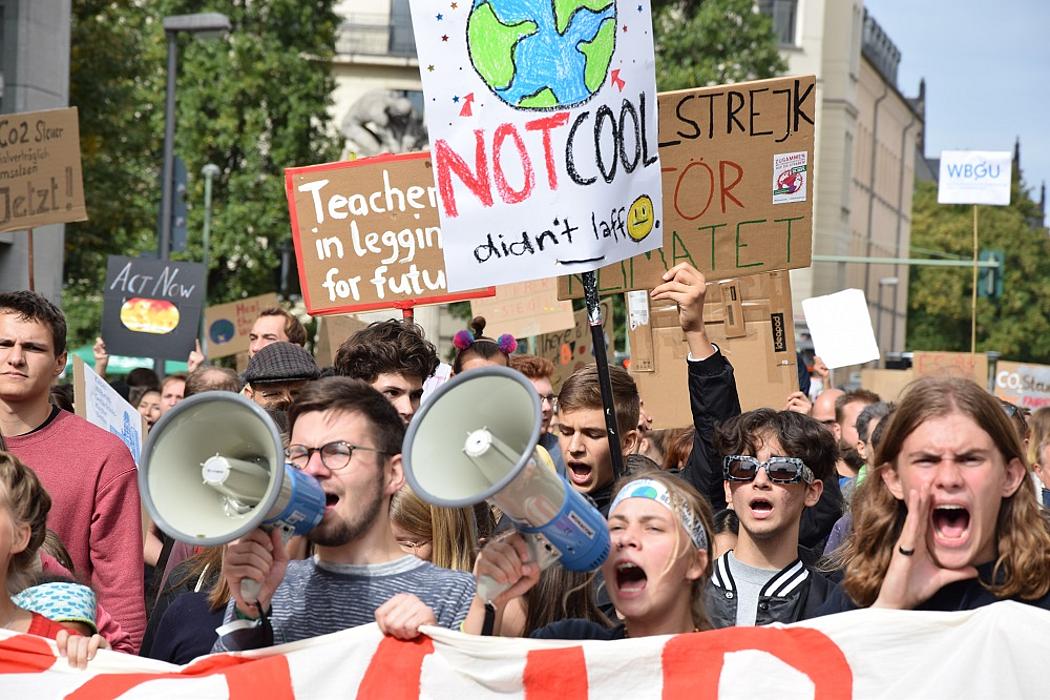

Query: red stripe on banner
(523, 646), (588, 700)
(662, 627), (852, 699)
(64, 653), (294, 700)
(0, 634), (56, 674)
(357, 635), (435, 699)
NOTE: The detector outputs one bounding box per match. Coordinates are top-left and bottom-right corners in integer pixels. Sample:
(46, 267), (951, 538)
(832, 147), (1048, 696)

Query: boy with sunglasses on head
(705, 409), (840, 627)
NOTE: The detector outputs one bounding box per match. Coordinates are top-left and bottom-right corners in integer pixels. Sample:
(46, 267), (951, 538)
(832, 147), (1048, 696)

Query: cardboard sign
(101, 256), (205, 360)
(470, 279), (575, 339)
(860, 368), (916, 402)
(72, 356), (146, 464)
(627, 271), (797, 429)
(994, 360), (1050, 409)
(313, 314), (368, 368)
(0, 107), (88, 233)
(286, 152), (494, 315)
(535, 300), (613, 395)
(203, 293), (279, 359)
(911, 351), (988, 387)
(409, 0), (664, 291)
(938, 150), (1012, 206)
(559, 75), (815, 298)
(801, 288), (880, 369)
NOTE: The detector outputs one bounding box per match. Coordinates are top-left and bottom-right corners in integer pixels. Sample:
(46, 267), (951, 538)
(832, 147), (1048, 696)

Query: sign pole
(971, 204), (978, 357)
(581, 270), (625, 481)
(26, 228), (35, 291)
(402, 305), (414, 322)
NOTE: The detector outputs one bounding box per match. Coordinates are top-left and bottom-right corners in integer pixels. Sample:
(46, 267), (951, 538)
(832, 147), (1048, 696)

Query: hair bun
(470, 316), (487, 337)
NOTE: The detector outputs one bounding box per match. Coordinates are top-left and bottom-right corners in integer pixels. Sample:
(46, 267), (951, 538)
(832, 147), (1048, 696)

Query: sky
(863, 0), (1050, 225)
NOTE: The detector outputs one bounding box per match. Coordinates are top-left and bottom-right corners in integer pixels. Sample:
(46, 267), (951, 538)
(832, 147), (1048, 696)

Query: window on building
(397, 89), (425, 117)
(842, 131), (854, 216)
(757, 0), (798, 46)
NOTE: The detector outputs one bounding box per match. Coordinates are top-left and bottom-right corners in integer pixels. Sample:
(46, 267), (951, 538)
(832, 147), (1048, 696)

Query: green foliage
(653, 0), (787, 91)
(65, 0), (340, 347)
(906, 173), (1050, 362)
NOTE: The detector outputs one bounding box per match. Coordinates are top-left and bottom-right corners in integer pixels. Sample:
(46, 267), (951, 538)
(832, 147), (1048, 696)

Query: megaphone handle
(477, 532), (562, 603)
(240, 577), (262, 605)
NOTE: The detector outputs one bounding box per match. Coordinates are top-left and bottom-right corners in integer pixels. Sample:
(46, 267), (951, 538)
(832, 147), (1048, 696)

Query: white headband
(609, 478), (708, 550)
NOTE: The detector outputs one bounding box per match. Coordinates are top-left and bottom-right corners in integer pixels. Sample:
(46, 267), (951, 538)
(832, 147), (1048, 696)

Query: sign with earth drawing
(409, 0), (664, 292)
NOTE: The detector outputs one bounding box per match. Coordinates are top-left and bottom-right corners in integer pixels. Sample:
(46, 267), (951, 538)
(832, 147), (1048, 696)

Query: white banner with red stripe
(0, 601), (1043, 698)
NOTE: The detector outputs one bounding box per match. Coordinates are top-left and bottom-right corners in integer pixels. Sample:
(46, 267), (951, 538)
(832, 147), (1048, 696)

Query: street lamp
(877, 276), (899, 363)
(199, 163), (221, 356)
(156, 13), (231, 261)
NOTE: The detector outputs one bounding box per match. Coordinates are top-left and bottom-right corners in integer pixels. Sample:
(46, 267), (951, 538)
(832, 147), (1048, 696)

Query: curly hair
(334, 319), (439, 384)
(840, 376), (1050, 606)
(509, 354), (555, 380)
(0, 451), (52, 594)
(715, 408), (838, 482)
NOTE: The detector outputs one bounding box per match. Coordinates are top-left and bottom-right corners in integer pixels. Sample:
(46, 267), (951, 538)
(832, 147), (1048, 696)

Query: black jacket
(705, 552), (838, 628)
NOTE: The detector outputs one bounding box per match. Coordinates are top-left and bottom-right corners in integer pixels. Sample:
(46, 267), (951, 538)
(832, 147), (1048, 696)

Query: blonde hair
(840, 377), (1050, 606)
(0, 452), (51, 594)
(1027, 407), (1050, 467)
(390, 486), (478, 572)
(610, 471), (714, 631)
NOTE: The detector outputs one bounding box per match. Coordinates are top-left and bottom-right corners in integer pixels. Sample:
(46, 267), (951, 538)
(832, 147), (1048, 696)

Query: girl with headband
(471, 470), (715, 639)
(452, 316), (517, 374)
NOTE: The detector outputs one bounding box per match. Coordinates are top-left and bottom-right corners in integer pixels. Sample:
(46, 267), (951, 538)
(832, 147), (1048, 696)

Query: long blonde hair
(0, 451), (51, 594)
(841, 377), (1050, 606)
(390, 486), (478, 572)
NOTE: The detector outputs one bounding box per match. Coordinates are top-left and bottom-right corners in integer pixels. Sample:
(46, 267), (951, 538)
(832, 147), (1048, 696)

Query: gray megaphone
(140, 391), (325, 602)
(402, 366), (610, 602)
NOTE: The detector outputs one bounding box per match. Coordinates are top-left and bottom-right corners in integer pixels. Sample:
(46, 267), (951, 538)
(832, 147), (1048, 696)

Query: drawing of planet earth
(466, 0), (617, 110)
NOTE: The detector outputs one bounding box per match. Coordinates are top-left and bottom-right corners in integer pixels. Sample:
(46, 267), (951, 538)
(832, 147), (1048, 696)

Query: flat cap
(243, 341), (320, 385)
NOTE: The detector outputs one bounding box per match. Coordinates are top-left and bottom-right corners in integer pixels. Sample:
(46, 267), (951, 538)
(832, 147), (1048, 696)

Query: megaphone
(140, 391), (325, 601)
(403, 366), (609, 601)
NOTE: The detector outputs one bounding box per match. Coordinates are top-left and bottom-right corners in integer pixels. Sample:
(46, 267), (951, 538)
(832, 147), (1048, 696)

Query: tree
(906, 170), (1050, 362)
(652, 0), (787, 92)
(65, 0), (341, 348)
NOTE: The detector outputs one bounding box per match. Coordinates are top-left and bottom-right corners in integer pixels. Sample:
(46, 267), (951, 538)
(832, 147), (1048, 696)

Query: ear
(385, 453), (405, 496)
(881, 464), (904, 501)
(1002, 457), (1026, 498)
(855, 439), (867, 460)
(685, 547), (709, 582)
(11, 521), (31, 556)
(803, 477), (824, 508)
(621, 428), (640, 455)
(723, 480), (733, 508)
(831, 423), (841, 441)
(53, 351), (67, 377)
(243, 384), (255, 400)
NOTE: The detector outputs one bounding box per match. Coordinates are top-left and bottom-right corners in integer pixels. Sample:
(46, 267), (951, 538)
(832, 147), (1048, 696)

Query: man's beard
(308, 477), (384, 547)
(839, 440), (866, 473)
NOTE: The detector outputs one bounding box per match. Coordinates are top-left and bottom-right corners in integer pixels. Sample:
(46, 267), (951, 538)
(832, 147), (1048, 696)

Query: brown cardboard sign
(0, 107), (88, 233)
(559, 76), (815, 298)
(627, 271), (798, 429)
(535, 300), (613, 395)
(470, 279), (575, 339)
(313, 314), (368, 368)
(860, 368), (916, 402)
(203, 293), (280, 359)
(911, 351), (988, 387)
(285, 151), (494, 315)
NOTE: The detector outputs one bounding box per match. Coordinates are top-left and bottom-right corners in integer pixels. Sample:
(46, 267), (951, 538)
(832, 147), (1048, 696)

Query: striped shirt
(214, 555), (475, 651)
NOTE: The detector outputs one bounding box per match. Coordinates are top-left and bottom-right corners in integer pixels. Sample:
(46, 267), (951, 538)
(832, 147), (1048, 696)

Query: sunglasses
(722, 455), (815, 484)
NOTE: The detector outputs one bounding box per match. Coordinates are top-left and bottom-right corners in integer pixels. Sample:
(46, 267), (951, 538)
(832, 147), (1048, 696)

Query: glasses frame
(722, 455), (815, 485)
(285, 440), (388, 472)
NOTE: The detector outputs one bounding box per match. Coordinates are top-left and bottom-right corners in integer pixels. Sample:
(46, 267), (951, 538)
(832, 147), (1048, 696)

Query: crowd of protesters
(1, 261), (1048, 670)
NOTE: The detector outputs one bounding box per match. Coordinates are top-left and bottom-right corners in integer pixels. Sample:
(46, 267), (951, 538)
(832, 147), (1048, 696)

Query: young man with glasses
(215, 377), (482, 650)
(705, 409), (840, 627)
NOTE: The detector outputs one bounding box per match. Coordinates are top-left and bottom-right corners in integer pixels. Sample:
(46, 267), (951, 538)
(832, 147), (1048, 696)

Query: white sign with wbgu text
(937, 150), (1012, 205)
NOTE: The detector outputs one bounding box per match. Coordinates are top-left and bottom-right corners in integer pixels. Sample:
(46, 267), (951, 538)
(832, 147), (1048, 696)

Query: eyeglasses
(723, 455), (814, 484)
(540, 394), (558, 410)
(1001, 403), (1030, 419)
(285, 441), (388, 471)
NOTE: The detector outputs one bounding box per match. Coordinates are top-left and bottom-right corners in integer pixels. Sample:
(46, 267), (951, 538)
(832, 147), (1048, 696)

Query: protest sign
(0, 107), (87, 233)
(3, 601), (1043, 698)
(72, 356), (146, 464)
(408, 1), (664, 291)
(801, 288), (880, 369)
(203, 293), (279, 359)
(628, 271), (797, 428)
(938, 150), (1012, 206)
(535, 300), (612, 394)
(860, 368), (916, 402)
(912, 350), (988, 387)
(101, 256), (205, 360)
(994, 360), (1050, 409)
(313, 314), (368, 367)
(559, 75), (816, 298)
(470, 279), (574, 339)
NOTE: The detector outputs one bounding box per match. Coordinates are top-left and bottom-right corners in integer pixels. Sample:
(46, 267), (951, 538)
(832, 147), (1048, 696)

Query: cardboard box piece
(911, 351), (988, 387)
(859, 368), (916, 402)
(534, 301), (613, 395)
(313, 314), (369, 368)
(627, 271), (797, 430)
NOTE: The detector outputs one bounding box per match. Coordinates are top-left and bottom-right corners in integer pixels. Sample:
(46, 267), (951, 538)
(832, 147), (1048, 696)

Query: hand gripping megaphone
(402, 366), (610, 601)
(140, 391), (325, 602)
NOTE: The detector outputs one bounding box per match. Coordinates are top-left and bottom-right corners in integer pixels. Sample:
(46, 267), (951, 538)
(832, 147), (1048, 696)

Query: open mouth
(749, 498), (774, 518)
(567, 461), (592, 486)
(932, 505), (970, 540)
(324, 492), (340, 509)
(615, 562), (647, 593)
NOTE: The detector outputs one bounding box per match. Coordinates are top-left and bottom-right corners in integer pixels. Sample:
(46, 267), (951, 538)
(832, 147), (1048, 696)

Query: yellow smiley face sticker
(627, 194), (656, 241)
